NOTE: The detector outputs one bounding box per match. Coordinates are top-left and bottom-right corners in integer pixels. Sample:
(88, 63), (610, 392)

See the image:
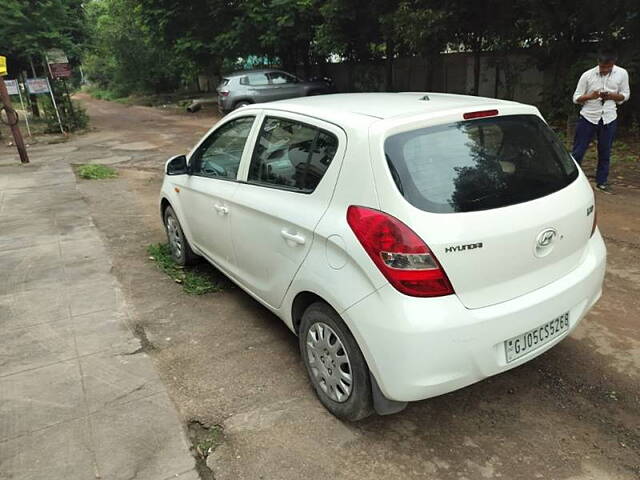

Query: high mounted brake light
(463, 109), (499, 120)
(347, 206), (454, 297)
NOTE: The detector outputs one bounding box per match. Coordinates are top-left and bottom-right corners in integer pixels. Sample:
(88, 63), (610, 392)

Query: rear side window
(240, 73), (269, 86)
(384, 115), (579, 213)
(248, 117), (338, 192)
(268, 72), (297, 84)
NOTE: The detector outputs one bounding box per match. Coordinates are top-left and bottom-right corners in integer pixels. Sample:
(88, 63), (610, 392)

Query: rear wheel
(233, 100), (251, 110)
(163, 206), (199, 266)
(299, 302), (373, 421)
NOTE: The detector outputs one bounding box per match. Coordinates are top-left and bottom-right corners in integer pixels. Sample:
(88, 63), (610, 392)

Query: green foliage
(37, 93), (89, 133)
(147, 243), (221, 295)
(1, 0), (85, 61)
(83, 0), (186, 96)
(76, 164), (118, 180)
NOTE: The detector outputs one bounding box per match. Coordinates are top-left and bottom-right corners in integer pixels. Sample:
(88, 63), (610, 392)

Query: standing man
(572, 50), (630, 194)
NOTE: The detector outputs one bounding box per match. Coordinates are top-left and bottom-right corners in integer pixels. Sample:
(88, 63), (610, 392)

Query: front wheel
(163, 206), (199, 266)
(299, 302), (373, 421)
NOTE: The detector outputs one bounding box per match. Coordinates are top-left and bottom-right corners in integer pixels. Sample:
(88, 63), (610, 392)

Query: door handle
(281, 229), (306, 245)
(214, 204), (229, 215)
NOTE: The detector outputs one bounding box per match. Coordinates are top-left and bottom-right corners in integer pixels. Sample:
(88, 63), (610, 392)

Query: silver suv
(217, 69), (332, 113)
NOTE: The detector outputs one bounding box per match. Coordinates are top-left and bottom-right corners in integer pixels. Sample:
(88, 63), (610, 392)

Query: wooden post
(0, 76), (29, 163)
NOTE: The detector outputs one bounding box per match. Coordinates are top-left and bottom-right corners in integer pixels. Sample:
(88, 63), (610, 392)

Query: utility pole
(0, 76), (30, 164)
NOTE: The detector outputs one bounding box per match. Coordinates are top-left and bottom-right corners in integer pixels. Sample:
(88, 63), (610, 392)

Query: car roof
(267, 93), (522, 122)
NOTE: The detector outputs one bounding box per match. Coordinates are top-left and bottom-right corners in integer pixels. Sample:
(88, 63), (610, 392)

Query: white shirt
(572, 65), (630, 124)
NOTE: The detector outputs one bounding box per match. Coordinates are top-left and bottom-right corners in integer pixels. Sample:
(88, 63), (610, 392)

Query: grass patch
(147, 243), (220, 295)
(76, 164), (118, 180)
(194, 425), (224, 457)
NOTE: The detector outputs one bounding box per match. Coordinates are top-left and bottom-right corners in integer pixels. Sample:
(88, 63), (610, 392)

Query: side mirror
(165, 155), (188, 175)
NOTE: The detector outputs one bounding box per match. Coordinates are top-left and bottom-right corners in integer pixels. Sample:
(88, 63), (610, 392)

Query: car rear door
(267, 72), (303, 100)
(375, 111), (595, 309)
(230, 112), (346, 308)
(174, 115), (258, 274)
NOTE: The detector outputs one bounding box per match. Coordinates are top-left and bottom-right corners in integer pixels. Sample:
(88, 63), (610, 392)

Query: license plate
(504, 313), (569, 363)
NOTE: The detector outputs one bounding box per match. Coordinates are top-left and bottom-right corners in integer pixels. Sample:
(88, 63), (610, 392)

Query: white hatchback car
(160, 93), (606, 421)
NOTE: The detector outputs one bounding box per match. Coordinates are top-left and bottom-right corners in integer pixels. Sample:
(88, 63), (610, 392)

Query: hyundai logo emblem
(535, 228), (558, 257)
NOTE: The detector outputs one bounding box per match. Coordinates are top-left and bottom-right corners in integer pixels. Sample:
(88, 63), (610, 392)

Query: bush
(42, 96), (89, 134)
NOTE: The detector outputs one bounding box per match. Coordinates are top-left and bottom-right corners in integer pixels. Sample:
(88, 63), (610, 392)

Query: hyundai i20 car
(159, 93), (606, 421)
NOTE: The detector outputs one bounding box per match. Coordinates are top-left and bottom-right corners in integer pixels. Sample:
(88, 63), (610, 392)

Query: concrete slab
(0, 418), (96, 480)
(65, 258), (114, 289)
(0, 360), (84, 439)
(60, 237), (109, 263)
(0, 242), (61, 270)
(69, 309), (137, 356)
(0, 264), (67, 294)
(67, 279), (119, 317)
(86, 155), (132, 165)
(112, 141), (158, 151)
(0, 322), (76, 377)
(0, 284), (70, 331)
(80, 350), (164, 414)
(90, 392), (194, 480)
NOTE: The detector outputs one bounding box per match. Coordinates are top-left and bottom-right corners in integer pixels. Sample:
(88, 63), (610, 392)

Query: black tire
(233, 100), (251, 110)
(299, 302), (373, 421)
(163, 206), (199, 266)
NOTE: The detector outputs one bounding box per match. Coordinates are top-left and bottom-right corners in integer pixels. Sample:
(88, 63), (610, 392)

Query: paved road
(0, 114), (200, 479)
(3, 95), (638, 480)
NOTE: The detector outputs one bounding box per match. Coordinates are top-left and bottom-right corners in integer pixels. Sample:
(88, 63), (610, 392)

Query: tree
(1, 0), (86, 73)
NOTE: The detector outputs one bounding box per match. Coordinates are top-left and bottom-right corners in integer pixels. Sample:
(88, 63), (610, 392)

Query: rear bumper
(343, 230), (606, 402)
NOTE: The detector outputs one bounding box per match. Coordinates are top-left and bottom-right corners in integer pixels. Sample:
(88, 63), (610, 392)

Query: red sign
(50, 63), (72, 79)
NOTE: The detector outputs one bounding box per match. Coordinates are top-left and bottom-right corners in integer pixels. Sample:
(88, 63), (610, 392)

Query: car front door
(267, 72), (304, 100)
(230, 113), (346, 308)
(174, 115), (257, 274)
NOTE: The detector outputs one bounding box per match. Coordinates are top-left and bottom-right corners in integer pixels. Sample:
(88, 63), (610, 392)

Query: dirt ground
(16, 94), (639, 479)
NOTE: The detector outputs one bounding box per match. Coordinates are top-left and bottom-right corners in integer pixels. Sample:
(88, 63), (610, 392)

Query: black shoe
(596, 183), (613, 194)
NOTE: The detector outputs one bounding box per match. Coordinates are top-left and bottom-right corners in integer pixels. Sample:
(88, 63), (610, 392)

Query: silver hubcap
(166, 215), (183, 258)
(306, 322), (353, 403)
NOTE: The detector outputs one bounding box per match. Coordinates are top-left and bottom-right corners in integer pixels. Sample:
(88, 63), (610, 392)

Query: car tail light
(463, 109), (499, 120)
(347, 206), (454, 297)
(591, 208), (597, 237)
(219, 90), (229, 97)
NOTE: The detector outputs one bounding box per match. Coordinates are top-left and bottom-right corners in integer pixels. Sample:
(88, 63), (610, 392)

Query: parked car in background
(160, 93), (606, 421)
(217, 69), (333, 113)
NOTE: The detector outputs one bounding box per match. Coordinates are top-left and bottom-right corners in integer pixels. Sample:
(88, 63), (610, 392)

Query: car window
(190, 116), (255, 180)
(240, 73), (269, 86)
(268, 72), (296, 84)
(248, 117), (338, 192)
(384, 114), (579, 213)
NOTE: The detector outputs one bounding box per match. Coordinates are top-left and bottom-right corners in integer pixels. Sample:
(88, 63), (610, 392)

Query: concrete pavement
(0, 148), (198, 480)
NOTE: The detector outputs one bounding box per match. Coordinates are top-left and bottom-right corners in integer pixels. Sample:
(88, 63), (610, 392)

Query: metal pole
(0, 77), (29, 164)
(16, 82), (31, 137)
(45, 77), (65, 134)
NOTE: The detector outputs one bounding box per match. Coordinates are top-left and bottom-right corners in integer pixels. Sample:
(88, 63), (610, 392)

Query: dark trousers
(571, 115), (617, 185)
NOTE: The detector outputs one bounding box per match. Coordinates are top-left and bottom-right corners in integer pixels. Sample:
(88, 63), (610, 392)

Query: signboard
(26, 78), (50, 94)
(50, 63), (73, 79)
(46, 49), (68, 64)
(0, 56), (7, 76)
(5, 79), (19, 96)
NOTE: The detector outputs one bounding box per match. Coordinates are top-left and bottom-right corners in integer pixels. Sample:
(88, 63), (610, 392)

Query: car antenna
(419, 95), (430, 101)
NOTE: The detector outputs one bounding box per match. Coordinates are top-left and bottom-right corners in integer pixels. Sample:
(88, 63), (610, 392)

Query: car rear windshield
(218, 79), (229, 89)
(384, 114), (579, 213)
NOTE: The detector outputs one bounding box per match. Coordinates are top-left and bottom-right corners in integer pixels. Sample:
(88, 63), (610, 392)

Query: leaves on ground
(147, 243), (220, 295)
